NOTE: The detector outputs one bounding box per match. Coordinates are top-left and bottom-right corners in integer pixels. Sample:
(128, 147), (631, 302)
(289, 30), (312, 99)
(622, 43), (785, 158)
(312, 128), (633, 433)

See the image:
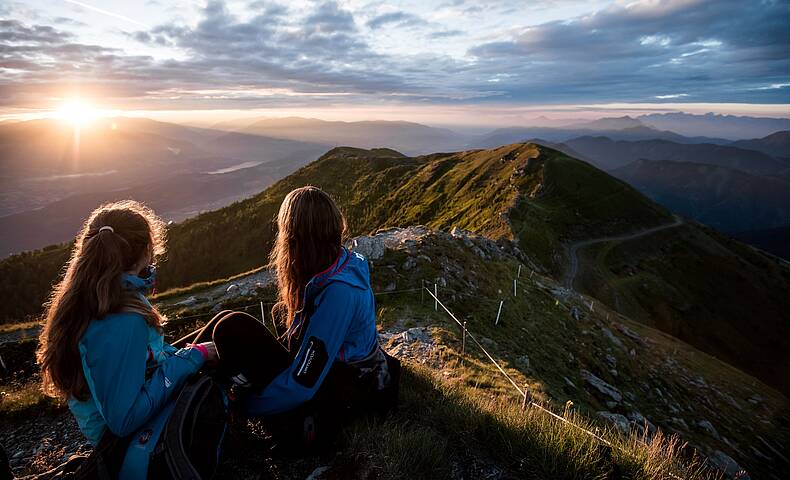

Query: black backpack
(149, 374), (229, 479)
(36, 374), (229, 480)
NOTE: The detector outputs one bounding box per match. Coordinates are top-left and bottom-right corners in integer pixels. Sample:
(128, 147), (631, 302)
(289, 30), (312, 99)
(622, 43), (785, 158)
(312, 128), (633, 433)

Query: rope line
(164, 285), (428, 322)
(422, 286), (689, 479)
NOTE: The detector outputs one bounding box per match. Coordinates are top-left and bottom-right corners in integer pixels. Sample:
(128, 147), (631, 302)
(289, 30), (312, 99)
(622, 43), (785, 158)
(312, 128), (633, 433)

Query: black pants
(174, 311), (291, 390)
(175, 311), (351, 449)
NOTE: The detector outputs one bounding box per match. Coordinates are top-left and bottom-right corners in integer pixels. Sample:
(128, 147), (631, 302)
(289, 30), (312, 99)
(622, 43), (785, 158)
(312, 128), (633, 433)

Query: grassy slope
(575, 221), (790, 397)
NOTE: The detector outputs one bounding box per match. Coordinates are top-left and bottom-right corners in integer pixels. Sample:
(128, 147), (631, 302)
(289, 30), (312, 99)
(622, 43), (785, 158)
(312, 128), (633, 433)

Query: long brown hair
(269, 186), (347, 341)
(37, 200), (167, 400)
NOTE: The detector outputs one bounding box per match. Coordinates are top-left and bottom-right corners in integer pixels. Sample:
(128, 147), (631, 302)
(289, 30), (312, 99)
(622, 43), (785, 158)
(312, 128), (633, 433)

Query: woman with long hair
(191, 186), (399, 445)
(36, 200), (217, 478)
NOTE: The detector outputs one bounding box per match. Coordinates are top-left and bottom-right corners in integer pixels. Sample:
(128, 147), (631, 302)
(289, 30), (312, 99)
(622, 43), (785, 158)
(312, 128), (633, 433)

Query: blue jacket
(245, 247), (379, 416)
(68, 272), (205, 479)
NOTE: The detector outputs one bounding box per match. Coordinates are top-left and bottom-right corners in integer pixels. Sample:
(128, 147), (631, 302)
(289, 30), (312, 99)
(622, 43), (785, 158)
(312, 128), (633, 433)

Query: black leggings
(174, 311), (291, 389)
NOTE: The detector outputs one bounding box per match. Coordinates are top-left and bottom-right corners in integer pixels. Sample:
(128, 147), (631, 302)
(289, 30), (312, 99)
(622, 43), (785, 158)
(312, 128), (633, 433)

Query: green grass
(343, 365), (718, 480)
(0, 378), (60, 419)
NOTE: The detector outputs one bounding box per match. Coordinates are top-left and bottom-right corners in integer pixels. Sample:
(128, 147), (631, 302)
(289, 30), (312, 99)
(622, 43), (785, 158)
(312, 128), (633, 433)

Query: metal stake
(434, 283), (438, 311)
(461, 321), (467, 364)
(495, 300), (504, 325)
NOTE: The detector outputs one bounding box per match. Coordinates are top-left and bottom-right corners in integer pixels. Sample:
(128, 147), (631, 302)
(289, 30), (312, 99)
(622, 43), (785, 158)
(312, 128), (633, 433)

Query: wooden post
(434, 283), (438, 311)
(461, 321), (467, 364)
(521, 384), (530, 410)
(495, 300), (504, 325)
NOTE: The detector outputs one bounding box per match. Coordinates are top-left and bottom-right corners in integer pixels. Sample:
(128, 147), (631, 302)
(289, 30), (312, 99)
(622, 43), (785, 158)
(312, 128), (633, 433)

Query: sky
(1, 0), (789, 126)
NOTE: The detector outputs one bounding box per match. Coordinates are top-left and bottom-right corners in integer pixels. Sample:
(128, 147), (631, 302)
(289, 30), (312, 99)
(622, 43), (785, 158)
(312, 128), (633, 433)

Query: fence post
(530, 270), (534, 279)
(461, 321), (467, 364)
(517, 264), (522, 278)
(495, 300), (504, 325)
(260, 301), (266, 325)
(589, 301), (594, 312)
(513, 278), (517, 297)
(522, 384), (531, 411)
(434, 283), (438, 311)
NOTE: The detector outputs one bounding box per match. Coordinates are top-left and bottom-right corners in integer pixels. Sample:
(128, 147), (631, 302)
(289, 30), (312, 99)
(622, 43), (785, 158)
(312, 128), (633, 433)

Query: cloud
(1, 0), (789, 111)
(466, 0), (790, 103)
(366, 11), (429, 29)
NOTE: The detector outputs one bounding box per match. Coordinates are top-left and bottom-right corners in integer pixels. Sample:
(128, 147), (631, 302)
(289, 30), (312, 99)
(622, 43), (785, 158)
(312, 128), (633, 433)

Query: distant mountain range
(611, 159), (790, 233)
(638, 112), (790, 139)
(559, 136), (790, 174)
(3, 114), (790, 261)
(210, 116), (468, 155)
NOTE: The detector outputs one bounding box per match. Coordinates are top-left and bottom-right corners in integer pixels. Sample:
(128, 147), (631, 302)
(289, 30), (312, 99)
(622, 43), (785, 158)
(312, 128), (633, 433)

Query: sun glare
(54, 99), (101, 126)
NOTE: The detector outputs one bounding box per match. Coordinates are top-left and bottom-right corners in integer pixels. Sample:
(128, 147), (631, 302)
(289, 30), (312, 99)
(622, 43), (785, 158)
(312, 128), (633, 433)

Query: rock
(402, 257), (417, 270)
(385, 282), (396, 292)
(627, 411), (657, 435)
(605, 354), (617, 368)
(747, 394), (763, 405)
(697, 419), (720, 439)
(210, 303), (223, 313)
(437, 277), (448, 288)
(601, 327), (625, 349)
(305, 466), (332, 480)
(174, 296), (198, 307)
(570, 306), (582, 321)
(580, 369), (622, 404)
(709, 450), (750, 479)
(352, 235), (386, 260)
(226, 284), (238, 294)
(597, 412), (630, 435)
(669, 417), (689, 430)
(615, 323), (644, 344)
(516, 355), (530, 370)
(401, 327), (431, 344)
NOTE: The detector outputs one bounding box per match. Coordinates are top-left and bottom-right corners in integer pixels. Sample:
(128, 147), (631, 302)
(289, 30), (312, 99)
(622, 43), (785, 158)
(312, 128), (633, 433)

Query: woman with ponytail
(36, 200), (217, 479)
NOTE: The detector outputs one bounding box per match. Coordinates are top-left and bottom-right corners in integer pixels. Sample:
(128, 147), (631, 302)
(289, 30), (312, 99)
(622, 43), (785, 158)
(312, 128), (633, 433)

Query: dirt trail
(563, 215), (684, 290)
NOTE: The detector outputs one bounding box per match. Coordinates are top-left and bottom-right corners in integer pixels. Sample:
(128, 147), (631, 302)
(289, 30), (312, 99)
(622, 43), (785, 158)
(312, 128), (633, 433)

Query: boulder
(601, 327), (625, 349)
(597, 411), (630, 435)
(516, 355), (530, 370)
(352, 235), (386, 260)
(709, 450), (750, 479)
(580, 369), (622, 404)
(401, 327), (431, 344)
(697, 419), (720, 440)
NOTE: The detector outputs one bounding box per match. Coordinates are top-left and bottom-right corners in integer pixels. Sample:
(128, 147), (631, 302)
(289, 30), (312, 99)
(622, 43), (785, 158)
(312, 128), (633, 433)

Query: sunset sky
(1, 0), (789, 126)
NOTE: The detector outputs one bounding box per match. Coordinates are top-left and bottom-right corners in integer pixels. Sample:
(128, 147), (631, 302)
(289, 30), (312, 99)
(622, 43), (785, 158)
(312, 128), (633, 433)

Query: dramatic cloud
(0, 0), (788, 111)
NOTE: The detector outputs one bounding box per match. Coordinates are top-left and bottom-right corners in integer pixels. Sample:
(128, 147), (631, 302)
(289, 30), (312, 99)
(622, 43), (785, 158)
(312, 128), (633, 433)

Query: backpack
(149, 374), (229, 479)
(38, 374), (228, 480)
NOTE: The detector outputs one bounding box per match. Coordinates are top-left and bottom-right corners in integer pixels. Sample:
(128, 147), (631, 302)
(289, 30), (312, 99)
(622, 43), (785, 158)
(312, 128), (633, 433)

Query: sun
(54, 99), (101, 126)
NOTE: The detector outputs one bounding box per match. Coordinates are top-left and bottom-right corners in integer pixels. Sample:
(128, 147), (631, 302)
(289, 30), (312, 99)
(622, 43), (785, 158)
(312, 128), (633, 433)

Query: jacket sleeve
(80, 314), (205, 437)
(245, 283), (357, 416)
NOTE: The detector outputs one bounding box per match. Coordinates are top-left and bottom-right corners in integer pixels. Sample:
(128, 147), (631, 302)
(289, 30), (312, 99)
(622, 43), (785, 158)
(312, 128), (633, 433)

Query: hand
(197, 341), (219, 366)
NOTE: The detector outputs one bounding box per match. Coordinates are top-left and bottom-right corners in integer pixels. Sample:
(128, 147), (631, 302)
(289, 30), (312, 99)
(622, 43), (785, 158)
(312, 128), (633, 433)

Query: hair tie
(98, 226), (114, 234)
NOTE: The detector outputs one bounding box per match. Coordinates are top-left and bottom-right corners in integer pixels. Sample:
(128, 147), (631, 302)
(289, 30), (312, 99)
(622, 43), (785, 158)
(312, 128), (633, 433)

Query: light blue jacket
(68, 272), (204, 478)
(244, 247), (379, 416)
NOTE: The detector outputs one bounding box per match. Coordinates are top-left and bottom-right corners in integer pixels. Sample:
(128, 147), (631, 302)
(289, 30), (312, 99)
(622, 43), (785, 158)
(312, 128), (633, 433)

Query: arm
(245, 284), (357, 416)
(80, 314), (205, 437)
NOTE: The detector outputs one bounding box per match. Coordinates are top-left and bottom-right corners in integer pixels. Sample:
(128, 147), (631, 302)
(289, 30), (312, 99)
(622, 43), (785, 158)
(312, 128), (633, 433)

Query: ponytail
(37, 200), (166, 400)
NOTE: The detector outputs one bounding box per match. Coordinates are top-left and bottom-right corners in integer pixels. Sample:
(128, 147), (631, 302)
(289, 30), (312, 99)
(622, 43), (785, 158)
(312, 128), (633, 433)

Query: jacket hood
(306, 247), (370, 301)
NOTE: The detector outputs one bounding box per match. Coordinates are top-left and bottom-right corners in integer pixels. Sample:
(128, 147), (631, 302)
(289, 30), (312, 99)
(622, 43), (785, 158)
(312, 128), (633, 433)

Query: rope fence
(422, 283), (685, 480)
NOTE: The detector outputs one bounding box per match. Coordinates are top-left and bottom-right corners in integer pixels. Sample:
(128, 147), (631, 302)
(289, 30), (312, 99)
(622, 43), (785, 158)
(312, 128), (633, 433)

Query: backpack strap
(161, 375), (213, 479)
